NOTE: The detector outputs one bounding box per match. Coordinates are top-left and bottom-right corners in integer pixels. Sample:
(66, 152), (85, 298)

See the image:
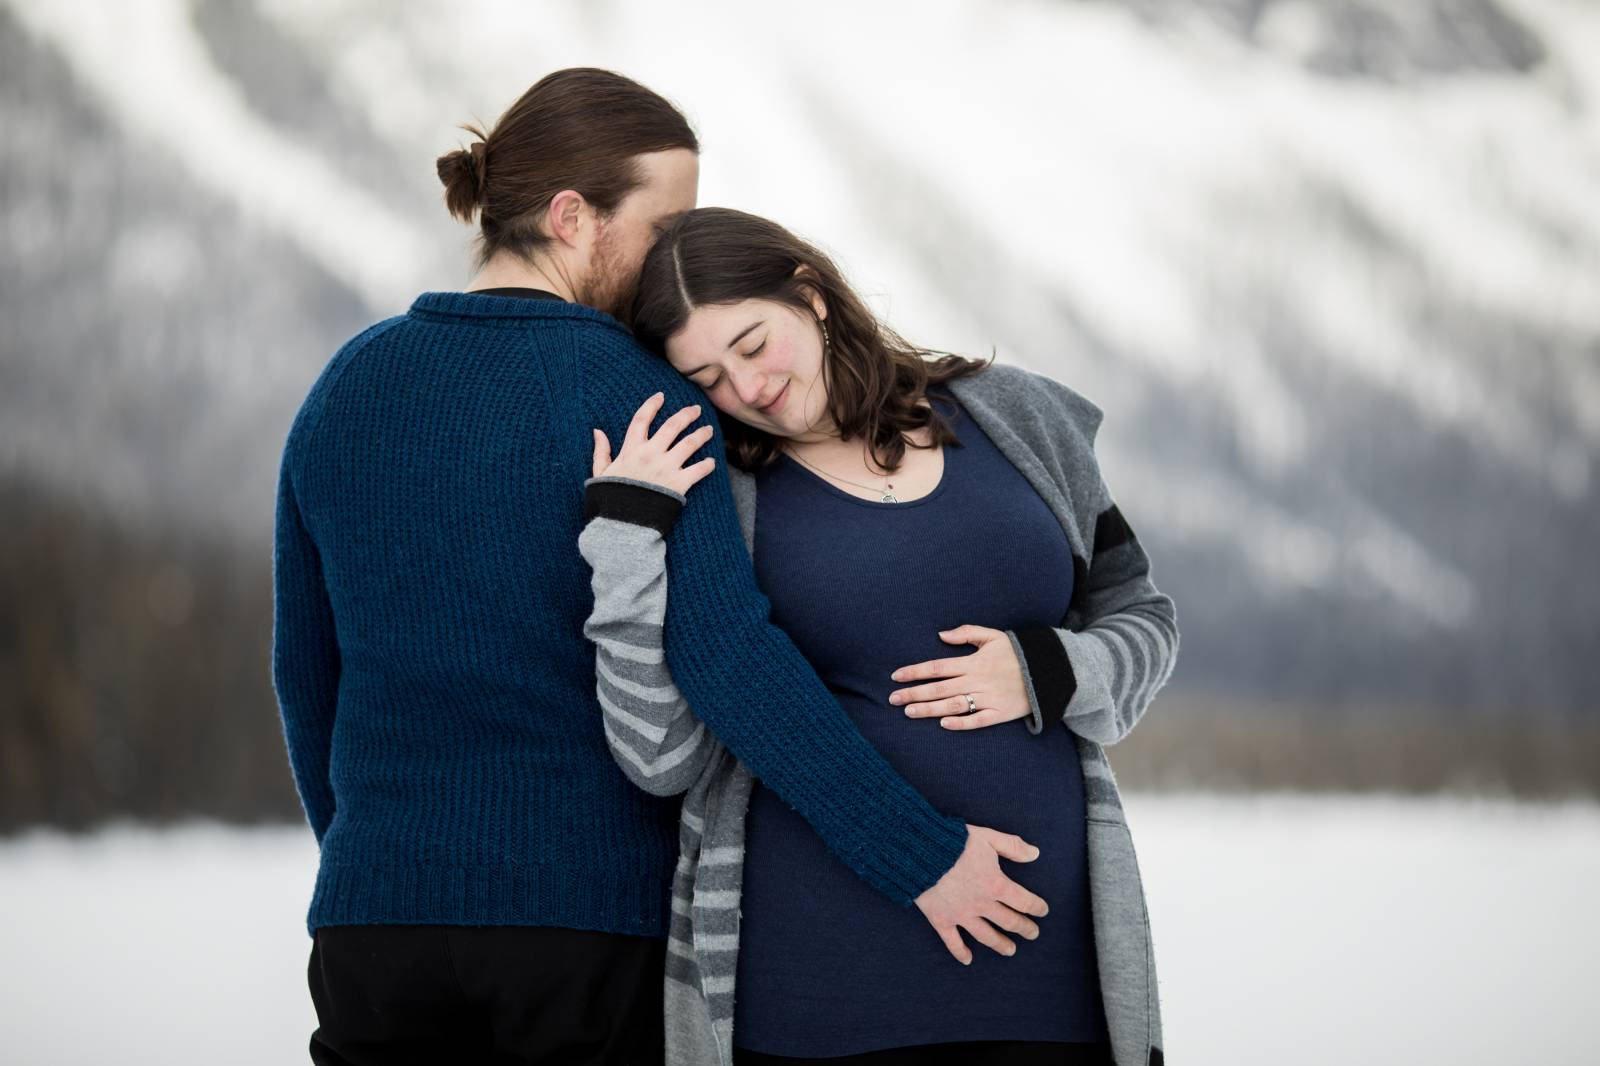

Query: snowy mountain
(3, 0), (1596, 755)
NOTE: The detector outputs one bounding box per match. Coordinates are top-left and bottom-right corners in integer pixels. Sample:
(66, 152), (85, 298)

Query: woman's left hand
(889, 625), (1031, 731)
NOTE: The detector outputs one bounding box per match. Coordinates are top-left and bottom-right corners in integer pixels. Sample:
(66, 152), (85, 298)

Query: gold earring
(820, 320), (830, 349)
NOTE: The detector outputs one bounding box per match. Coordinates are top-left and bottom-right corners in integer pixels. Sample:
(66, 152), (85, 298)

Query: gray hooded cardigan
(578, 362), (1178, 1066)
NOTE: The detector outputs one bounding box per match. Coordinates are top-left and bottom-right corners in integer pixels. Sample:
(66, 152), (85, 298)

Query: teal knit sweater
(270, 291), (969, 937)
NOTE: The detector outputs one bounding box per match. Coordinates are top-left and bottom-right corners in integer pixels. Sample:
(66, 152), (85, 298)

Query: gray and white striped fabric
(581, 497), (716, 796)
(577, 362), (1178, 1066)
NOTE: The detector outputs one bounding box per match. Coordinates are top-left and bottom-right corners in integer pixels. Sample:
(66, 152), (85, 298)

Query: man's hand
(914, 824), (1049, 964)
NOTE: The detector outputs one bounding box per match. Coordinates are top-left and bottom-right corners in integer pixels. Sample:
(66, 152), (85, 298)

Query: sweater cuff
(583, 476), (686, 537)
(1011, 627), (1078, 732)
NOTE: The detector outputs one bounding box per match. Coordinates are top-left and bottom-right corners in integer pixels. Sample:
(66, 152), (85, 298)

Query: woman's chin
(726, 406), (787, 437)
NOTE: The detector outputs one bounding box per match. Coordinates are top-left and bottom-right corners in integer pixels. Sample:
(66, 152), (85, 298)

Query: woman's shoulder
(946, 361), (1105, 446)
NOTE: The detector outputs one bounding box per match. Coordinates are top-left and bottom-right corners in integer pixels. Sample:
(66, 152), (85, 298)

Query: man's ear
(546, 189), (590, 248)
(792, 263), (827, 320)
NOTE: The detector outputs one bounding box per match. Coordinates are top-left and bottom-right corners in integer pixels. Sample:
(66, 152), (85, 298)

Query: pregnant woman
(578, 208), (1178, 1066)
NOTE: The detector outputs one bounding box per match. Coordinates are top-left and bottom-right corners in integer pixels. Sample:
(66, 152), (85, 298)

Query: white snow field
(1, 791), (1595, 1065)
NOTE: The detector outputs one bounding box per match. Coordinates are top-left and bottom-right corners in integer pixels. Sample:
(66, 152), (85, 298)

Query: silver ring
(963, 693), (977, 713)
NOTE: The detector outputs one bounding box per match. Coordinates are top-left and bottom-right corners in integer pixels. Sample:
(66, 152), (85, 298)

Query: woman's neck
(779, 397), (935, 457)
(781, 422), (936, 476)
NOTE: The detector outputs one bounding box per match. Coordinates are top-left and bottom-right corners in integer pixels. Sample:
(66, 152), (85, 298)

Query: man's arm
(271, 445), (340, 844)
(583, 376), (967, 906)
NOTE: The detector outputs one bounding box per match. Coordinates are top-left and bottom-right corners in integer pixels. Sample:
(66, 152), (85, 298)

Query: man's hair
(437, 68), (698, 269)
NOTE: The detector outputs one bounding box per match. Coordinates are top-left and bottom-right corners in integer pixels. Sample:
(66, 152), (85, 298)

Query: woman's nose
(732, 368), (766, 408)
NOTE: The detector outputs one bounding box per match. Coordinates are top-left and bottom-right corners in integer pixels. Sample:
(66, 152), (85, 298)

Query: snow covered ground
(2, 791), (1595, 1065)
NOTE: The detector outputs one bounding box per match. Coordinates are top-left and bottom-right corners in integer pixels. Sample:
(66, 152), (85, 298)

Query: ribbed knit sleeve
(271, 440), (341, 844)
(581, 369), (970, 907)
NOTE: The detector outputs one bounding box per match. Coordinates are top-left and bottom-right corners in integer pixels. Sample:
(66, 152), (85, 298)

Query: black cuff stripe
(1013, 626), (1078, 719)
(1093, 503), (1134, 555)
(583, 480), (684, 537)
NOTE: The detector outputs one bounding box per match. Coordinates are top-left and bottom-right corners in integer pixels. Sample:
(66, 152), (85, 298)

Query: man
(272, 68), (1045, 1064)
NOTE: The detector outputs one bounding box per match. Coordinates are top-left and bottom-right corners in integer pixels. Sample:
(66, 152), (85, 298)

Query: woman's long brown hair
(630, 208), (993, 473)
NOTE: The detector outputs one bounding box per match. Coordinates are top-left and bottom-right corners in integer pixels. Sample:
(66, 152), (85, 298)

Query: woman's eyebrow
(725, 321), (762, 348)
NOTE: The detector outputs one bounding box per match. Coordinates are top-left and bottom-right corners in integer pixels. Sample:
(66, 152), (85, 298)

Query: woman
(577, 208), (1177, 1066)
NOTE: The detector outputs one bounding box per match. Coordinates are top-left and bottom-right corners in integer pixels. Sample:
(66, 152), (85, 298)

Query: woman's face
(664, 295), (831, 440)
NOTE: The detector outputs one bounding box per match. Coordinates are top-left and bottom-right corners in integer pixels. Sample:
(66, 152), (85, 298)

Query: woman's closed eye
(692, 340), (763, 389)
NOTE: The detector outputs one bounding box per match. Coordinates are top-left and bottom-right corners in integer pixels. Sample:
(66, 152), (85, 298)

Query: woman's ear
(792, 264), (827, 321)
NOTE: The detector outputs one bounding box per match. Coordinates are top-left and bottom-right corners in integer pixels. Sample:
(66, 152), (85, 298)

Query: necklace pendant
(881, 492), (899, 503)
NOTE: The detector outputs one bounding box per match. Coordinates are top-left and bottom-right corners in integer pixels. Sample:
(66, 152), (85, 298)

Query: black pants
(307, 923), (666, 1065)
(733, 1041), (1115, 1066)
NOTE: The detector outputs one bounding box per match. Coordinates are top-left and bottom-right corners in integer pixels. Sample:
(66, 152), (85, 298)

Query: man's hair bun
(436, 126), (490, 223)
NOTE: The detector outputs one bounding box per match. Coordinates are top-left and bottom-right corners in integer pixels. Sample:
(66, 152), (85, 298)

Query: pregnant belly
(847, 692), (1088, 837)
(742, 696), (1091, 944)
(736, 699), (1101, 1041)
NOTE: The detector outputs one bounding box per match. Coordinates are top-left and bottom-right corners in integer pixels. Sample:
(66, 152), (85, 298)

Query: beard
(577, 222), (640, 324)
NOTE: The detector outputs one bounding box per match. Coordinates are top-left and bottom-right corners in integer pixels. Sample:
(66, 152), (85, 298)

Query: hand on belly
(888, 624), (1034, 731)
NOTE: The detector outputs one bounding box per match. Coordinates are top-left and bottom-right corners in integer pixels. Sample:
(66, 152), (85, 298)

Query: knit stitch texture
(270, 291), (969, 938)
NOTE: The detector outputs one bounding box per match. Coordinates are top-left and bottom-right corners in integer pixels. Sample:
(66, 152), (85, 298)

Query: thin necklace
(786, 445), (900, 503)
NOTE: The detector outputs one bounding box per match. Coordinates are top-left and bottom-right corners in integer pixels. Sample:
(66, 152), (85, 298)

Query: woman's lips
(758, 381), (788, 415)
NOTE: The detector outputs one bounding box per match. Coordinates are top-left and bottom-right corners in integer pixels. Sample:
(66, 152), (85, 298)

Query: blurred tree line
(4, 471), (1597, 836)
(1, 474), (300, 832)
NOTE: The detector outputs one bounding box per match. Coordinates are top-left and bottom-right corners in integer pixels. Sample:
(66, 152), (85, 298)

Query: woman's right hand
(592, 391), (718, 496)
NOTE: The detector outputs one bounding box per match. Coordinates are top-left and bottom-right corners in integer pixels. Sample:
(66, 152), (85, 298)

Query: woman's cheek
(764, 338), (795, 376)
(707, 382), (742, 417)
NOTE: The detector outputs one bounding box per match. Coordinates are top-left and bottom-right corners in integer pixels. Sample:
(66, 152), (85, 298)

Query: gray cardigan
(578, 362), (1177, 1066)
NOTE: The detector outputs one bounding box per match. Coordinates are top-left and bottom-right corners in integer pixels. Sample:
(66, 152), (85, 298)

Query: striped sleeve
(1008, 498), (1179, 746)
(578, 476), (718, 796)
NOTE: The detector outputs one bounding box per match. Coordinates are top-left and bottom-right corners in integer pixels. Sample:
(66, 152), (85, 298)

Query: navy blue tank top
(734, 388), (1107, 1056)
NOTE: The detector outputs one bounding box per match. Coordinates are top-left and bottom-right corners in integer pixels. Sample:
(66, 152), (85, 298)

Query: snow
(240, 0), (1600, 617)
(5, 0), (433, 308)
(1, 793), (1595, 1065)
(7, 0), (1599, 618)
